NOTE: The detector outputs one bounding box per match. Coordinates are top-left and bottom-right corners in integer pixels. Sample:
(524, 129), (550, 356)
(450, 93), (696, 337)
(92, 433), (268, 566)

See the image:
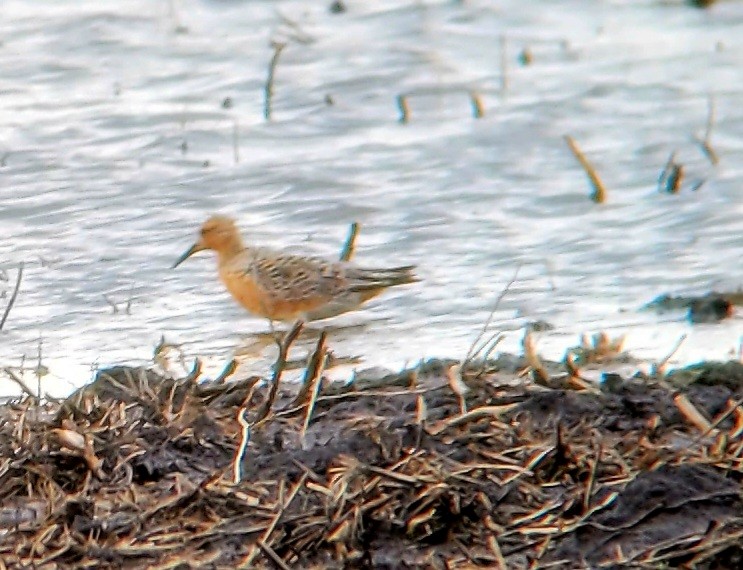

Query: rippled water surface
(1, 0), (742, 395)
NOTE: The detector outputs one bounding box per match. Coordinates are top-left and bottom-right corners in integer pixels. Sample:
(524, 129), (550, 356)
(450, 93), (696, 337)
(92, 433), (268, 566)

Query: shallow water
(1, 0), (741, 396)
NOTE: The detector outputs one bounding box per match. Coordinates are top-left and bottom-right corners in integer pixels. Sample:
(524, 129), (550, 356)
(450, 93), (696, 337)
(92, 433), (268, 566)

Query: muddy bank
(0, 353), (741, 569)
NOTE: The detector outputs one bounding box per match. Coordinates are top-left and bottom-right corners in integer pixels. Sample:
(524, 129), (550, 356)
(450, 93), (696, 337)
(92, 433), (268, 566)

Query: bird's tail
(348, 265), (419, 292)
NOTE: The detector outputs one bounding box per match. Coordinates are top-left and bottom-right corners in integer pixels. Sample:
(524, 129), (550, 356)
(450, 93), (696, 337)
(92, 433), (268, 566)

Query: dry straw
(0, 344), (740, 568)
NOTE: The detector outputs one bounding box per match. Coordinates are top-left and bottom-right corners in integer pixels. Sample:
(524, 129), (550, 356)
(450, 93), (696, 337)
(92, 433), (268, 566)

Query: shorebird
(173, 215), (418, 322)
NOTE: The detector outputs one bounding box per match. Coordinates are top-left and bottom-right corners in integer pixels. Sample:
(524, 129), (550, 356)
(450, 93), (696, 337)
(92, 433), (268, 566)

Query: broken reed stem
(291, 330), (327, 407)
(674, 393), (713, 434)
(583, 444), (601, 512)
(273, 320), (304, 383)
(653, 333), (687, 378)
(397, 90), (486, 123)
(0, 262), (24, 331)
(676, 393), (743, 457)
(4, 367), (37, 400)
(523, 331), (550, 385)
(415, 394), (427, 447)
(232, 406), (250, 484)
(184, 358), (202, 385)
(564, 135), (607, 203)
(214, 359), (238, 384)
(397, 94), (410, 124)
(428, 404), (518, 435)
(470, 92), (484, 118)
(255, 320), (304, 424)
(647, 393), (743, 472)
(339, 222), (360, 262)
(299, 331), (328, 441)
(659, 151), (684, 194)
(263, 42), (286, 121)
(698, 94), (719, 165)
(666, 163), (684, 194)
(446, 364), (468, 415)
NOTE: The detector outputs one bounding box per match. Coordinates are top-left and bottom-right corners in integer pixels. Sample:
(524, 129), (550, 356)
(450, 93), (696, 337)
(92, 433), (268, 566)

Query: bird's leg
(268, 318), (280, 343)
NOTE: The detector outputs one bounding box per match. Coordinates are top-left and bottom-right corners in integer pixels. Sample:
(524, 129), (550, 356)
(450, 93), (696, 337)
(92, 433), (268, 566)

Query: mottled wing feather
(247, 248), (346, 302)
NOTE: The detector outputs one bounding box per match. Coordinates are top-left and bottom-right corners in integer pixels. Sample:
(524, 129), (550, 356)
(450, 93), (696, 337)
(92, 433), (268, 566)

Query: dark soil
(0, 355), (741, 569)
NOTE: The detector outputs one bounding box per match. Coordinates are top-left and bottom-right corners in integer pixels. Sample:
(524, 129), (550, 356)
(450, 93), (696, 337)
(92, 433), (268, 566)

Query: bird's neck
(215, 237), (246, 263)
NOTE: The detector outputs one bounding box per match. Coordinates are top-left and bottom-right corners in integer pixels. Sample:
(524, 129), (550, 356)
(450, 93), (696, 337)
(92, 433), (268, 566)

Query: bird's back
(218, 246), (417, 321)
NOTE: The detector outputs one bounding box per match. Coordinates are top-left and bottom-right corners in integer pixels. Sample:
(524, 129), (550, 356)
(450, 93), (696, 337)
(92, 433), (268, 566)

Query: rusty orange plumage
(173, 216), (418, 322)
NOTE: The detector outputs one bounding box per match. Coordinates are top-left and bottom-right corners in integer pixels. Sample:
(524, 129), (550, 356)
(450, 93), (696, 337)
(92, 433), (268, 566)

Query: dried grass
(0, 348), (740, 568)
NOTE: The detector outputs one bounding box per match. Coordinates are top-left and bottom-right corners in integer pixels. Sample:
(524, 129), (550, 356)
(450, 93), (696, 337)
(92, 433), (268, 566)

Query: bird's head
(173, 215), (243, 268)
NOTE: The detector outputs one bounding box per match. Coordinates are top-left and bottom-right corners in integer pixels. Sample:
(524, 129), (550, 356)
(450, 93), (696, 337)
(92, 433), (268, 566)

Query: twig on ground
(428, 404), (517, 435)
(255, 320), (304, 424)
(583, 444), (601, 512)
(258, 540), (292, 570)
(242, 473), (308, 567)
(4, 368), (36, 399)
(684, 393), (743, 450)
(674, 393), (713, 434)
(298, 332), (328, 441)
(232, 406), (251, 484)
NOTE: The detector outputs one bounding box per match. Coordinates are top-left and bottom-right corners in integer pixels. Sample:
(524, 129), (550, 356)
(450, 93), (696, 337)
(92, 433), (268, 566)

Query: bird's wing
(246, 249), (344, 302)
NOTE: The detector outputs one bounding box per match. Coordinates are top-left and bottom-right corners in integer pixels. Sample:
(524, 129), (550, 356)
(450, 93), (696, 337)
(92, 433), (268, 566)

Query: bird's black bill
(172, 243), (202, 269)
